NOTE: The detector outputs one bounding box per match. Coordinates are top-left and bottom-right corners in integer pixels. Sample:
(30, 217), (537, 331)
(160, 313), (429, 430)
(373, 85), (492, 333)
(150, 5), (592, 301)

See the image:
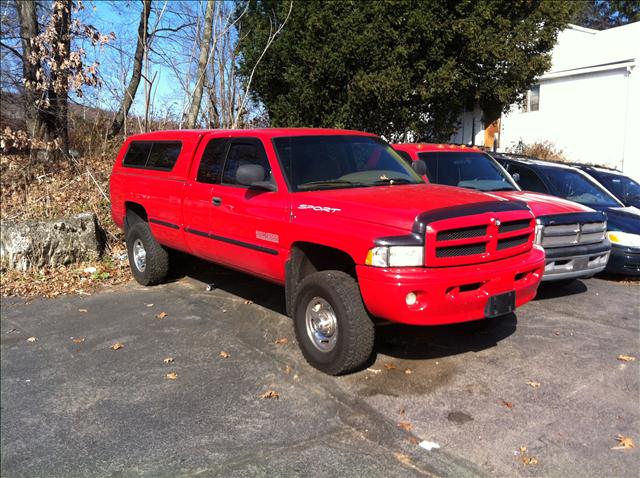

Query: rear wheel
(293, 270), (374, 375)
(126, 222), (169, 285)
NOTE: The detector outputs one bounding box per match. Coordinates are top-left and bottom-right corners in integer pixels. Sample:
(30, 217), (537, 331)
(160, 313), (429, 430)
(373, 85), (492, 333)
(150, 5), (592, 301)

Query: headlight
(365, 246), (424, 267)
(607, 231), (640, 248)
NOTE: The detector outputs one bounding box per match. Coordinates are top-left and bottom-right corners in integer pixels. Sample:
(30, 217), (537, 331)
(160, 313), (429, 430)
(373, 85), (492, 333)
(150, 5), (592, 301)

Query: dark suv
(492, 153), (640, 276)
(577, 166), (640, 209)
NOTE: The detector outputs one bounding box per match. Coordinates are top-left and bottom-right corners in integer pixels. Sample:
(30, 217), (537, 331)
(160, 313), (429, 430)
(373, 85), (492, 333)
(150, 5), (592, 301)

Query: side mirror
(511, 172), (521, 183)
(412, 159), (427, 176)
(235, 163), (277, 191)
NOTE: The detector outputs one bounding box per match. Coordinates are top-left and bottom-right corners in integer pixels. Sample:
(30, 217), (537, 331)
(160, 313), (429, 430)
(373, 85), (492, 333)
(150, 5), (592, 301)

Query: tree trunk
(186, 0), (215, 129)
(16, 1), (48, 145)
(108, 0), (151, 138)
(49, 0), (72, 155)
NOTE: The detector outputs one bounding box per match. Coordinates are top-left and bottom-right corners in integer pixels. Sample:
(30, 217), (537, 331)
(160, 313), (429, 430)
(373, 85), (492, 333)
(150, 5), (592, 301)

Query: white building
(451, 22), (640, 180)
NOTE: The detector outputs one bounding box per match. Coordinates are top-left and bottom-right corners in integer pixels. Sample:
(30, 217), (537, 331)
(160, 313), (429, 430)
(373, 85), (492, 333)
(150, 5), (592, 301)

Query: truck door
(208, 137), (288, 282)
(183, 137), (229, 261)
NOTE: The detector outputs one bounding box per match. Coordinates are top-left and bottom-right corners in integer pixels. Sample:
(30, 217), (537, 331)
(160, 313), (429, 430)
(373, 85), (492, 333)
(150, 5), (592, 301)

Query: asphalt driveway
(1, 259), (638, 477)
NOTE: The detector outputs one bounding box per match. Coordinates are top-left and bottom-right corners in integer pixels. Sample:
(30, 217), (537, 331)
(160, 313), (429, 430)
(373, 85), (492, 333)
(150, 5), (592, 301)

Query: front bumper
(606, 244), (640, 276)
(357, 246), (545, 326)
(541, 241), (611, 281)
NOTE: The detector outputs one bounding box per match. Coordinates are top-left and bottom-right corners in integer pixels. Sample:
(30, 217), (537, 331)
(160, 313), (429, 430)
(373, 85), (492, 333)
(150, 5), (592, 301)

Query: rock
(0, 212), (105, 271)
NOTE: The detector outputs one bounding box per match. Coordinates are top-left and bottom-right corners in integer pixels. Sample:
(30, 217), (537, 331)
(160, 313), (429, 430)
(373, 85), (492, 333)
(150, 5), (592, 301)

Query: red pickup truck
(110, 129), (545, 374)
(393, 143), (610, 283)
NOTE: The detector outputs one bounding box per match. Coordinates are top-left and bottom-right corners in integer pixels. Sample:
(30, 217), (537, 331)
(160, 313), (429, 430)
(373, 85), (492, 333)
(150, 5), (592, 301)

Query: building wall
(499, 66), (639, 180)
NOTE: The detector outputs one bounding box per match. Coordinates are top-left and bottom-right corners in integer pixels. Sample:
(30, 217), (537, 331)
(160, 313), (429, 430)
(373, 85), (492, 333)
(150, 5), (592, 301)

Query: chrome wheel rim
(133, 239), (146, 272)
(305, 297), (338, 352)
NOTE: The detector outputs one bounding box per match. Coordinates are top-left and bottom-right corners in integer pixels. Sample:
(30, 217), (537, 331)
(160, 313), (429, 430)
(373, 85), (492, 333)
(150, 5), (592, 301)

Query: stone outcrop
(1, 212), (105, 271)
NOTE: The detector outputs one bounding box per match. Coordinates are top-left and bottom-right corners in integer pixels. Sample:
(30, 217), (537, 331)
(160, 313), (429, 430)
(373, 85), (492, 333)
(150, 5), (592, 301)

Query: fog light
(406, 292), (417, 306)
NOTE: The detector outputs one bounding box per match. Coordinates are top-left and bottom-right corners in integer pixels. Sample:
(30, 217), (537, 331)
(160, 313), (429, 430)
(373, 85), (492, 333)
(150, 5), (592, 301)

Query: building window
(524, 85), (540, 112)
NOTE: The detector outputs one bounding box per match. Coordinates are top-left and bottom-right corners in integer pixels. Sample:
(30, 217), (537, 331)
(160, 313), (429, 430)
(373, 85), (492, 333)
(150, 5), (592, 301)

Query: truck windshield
(272, 135), (424, 191)
(542, 168), (621, 208)
(418, 151), (517, 191)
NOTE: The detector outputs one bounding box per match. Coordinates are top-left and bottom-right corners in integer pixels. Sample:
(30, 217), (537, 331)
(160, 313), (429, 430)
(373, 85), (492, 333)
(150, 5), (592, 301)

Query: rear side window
(196, 138), (228, 184)
(122, 141), (182, 171)
(508, 164), (548, 193)
(394, 149), (413, 166)
(222, 138), (271, 186)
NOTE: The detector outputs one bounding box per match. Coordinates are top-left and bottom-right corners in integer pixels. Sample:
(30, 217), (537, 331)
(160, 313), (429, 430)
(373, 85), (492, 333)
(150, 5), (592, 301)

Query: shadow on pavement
(169, 252), (287, 314)
(533, 279), (588, 301)
(374, 314), (517, 361)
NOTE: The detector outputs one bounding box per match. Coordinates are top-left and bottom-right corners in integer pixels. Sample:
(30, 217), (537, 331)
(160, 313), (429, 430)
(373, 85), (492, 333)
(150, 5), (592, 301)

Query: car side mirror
(511, 172), (521, 183)
(235, 163), (277, 191)
(412, 159), (427, 176)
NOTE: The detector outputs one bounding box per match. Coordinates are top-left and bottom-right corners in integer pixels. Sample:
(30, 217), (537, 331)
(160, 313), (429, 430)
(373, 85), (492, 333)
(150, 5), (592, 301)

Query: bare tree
(185, 0), (215, 128)
(108, 0), (151, 138)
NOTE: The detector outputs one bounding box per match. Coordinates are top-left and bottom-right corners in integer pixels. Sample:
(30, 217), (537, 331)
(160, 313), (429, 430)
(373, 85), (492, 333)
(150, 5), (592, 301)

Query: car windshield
(593, 171), (640, 203)
(418, 151), (517, 191)
(272, 135), (424, 191)
(542, 168), (621, 207)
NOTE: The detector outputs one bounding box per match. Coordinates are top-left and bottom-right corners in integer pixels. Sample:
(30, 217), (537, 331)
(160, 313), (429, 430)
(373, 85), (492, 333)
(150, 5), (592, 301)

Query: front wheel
(125, 222), (170, 286)
(293, 270), (374, 375)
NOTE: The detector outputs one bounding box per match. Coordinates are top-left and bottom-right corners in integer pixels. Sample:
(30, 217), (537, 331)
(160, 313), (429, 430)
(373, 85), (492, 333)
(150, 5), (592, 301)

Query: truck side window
(222, 139), (271, 186)
(509, 164), (548, 193)
(123, 141), (181, 171)
(196, 138), (228, 184)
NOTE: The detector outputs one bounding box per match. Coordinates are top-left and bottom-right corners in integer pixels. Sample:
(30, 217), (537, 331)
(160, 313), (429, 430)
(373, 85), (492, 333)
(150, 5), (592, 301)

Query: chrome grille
(540, 221), (606, 248)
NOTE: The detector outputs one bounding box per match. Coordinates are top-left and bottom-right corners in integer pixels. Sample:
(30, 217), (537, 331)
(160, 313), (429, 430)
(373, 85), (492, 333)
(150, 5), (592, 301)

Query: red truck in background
(110, 129), (545, 375)
(393, 143), (610, 283)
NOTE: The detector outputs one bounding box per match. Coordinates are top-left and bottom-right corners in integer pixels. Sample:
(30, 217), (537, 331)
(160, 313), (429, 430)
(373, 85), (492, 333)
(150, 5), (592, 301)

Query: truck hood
(488, 190), (594, 217)
(293, 184), (516, 231)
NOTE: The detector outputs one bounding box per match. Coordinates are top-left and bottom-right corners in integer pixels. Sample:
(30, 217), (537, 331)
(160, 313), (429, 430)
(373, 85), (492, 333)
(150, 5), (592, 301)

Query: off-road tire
(126, 222), (170, 286)
(293, 270), (374, 375)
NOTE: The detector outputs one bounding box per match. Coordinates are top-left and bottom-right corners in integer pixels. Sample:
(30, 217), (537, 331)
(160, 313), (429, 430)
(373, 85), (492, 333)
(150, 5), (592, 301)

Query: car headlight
(365, 246), (424, 267)
(607, 231), (640, 248)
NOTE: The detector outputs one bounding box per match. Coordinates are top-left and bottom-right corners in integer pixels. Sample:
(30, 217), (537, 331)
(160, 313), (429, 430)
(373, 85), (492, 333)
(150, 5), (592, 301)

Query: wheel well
(124, 202), (148, 232)
(285, 242), (356, 317)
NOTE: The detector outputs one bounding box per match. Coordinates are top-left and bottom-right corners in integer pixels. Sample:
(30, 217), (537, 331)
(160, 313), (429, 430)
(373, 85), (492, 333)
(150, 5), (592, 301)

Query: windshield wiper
(297, 179), (363, 191)
(372, 177), (413, 186)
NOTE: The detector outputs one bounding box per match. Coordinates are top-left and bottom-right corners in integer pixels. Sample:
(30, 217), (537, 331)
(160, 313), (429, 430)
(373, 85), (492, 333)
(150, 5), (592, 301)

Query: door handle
(212, 197), (222, 206)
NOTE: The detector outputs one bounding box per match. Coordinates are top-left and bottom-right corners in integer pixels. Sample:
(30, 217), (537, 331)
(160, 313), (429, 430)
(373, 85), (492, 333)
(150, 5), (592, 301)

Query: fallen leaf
(617, 354), (636, 362)
(393, 453), (412, 465)
(612, 435), (634, 450)
(260, 390), (279, 399)
(522, 457), (538, 465)
(166, 372), (178, 380)
(26, 336), (37, 343)
(78, 309), (88, 313)
(407, 436), (419, 445)
(244, 300), (253, 305)
(71, 336), (86, 344)
(110, 342), (124, 350)
(526, 380), (541, 388)
(163, 357), (174, 364)
(155, 311), (168, 320)
(274, 337), (289, 345)
(284, 365), (292, 374)
(384, 362), (397, 370)
(404, 368), (413, 375)
(501, 400), (514, 409)
(399, 407), (406, 415)
(398, 421), (412, 432)
(519, 446), (527, 453)
(219, 351), (230, 359)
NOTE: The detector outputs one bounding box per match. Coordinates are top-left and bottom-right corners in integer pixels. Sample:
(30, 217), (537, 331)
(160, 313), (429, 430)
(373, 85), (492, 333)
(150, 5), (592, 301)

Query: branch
(233, 1), (292, 128)
(0, 40), (23, 60)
